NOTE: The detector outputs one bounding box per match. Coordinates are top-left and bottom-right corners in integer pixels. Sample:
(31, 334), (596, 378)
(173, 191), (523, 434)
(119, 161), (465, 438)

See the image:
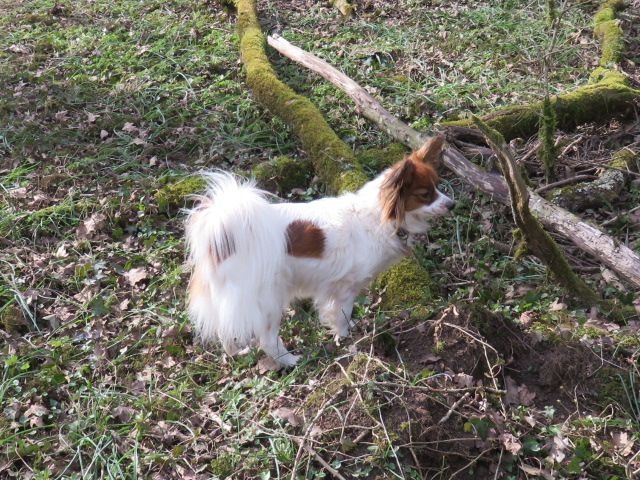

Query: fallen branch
(266, 33), (640, 289)
(473, 116), (604, 309)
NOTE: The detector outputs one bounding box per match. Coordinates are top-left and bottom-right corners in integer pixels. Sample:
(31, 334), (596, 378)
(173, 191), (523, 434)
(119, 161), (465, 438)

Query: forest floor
(1, 0), (639, 478)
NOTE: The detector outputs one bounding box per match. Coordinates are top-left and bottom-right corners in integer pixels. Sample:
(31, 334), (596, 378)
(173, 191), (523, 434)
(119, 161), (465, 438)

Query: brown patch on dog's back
(286, 220), (325, 258)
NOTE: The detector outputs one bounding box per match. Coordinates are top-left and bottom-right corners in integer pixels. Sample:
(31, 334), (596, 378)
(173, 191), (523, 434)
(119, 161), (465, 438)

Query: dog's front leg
(317, 292), (357, 341)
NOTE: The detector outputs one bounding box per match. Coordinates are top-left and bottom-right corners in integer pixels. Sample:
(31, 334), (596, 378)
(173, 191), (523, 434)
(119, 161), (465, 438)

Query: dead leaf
(86, 111), (99, 123)
(124, 267), (148, 286)
(55, 243), (69, 258)
(601, 267), (626, 290)
(505, 376), (536, 406)
(119, 298), (130, 311)
(548, 434), (570, 463)
(24, 403), (49, 427)
(131, 137), (146, 146)
(76, 212), (107, 239)
(100, 129), (109, 140)
(500, 432), (522, 455)
(519, 464), (554, 480)
(54, 110), (69, 122)
(257, 356), (281, 373)
(454, 373), (474, 388)
(9, 44), (30, 54)
(272, 407), (302, 427)
(549, 298), (567, 311)
(519, 310), (537, 327)
(122, 122), (138, 133)
(8, 186), (27, 199)
(611, 430), (635, 456)
(113, 405), (136, 423)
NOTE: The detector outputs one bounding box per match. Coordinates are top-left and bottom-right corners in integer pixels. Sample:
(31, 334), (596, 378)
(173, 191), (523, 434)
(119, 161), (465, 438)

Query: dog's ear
(380, 158), (416, 224)
(410, 135), (445, 168)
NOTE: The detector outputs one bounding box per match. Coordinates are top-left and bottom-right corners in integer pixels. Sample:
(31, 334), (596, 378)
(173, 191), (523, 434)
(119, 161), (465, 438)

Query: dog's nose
(447, 200), (456, 211)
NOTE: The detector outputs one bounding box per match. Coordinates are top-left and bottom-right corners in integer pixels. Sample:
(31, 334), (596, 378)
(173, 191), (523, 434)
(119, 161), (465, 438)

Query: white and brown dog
(186, 136), (454, 367)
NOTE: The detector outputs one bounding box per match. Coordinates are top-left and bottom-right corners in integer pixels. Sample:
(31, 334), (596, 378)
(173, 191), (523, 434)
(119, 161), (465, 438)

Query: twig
(535, 174), (597, 193)
(438, 392), (471, 425)
(448, 447), (494, 478)
(346, 380), (506, 395)
(292, 437), (348, 480)
(601, 205), (640, 226)
(290, 389), (344, 480)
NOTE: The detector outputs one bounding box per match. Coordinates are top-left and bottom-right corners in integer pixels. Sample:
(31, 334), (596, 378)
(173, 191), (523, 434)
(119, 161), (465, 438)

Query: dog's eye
(419, 191), (434, 201)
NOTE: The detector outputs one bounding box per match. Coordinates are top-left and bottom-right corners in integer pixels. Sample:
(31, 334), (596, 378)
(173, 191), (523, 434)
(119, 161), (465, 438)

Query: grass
(1, 0), (639, 478)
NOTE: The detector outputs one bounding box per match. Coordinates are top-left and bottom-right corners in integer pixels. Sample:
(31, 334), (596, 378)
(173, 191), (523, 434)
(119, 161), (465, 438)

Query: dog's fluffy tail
(185, 171), (288, 354)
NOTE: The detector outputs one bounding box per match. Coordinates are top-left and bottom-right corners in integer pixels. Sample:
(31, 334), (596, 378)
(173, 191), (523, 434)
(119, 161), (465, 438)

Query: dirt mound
(284, 305), (620, 478)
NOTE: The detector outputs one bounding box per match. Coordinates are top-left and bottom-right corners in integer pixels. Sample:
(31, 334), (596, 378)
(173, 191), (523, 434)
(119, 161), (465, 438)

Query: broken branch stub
(472, 116), (604, 309)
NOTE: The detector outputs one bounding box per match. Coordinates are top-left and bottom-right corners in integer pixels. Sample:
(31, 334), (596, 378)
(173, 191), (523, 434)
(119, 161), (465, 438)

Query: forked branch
(267, 33), (640, 290)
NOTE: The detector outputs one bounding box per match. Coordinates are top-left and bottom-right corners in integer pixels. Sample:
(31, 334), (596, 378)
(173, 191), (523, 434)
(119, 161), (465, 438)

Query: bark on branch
(266, 33), (640, 289)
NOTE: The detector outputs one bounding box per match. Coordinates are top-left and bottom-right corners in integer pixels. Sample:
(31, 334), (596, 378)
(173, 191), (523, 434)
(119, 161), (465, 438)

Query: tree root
(442, 0), (638, 141)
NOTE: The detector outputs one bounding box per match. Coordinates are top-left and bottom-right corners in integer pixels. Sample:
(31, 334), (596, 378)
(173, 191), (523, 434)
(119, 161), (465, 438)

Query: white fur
(185, 170), (453, 367)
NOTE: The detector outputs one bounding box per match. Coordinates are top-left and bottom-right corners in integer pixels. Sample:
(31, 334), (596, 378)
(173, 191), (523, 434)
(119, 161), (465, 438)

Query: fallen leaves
(271, 407), (303, 427)
(76, 212), (108, 240)
(124, 267), (148, 287)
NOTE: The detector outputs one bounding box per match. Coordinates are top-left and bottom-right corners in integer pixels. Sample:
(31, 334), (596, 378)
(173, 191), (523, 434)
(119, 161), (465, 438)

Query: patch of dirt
(280, 305), (622, 478)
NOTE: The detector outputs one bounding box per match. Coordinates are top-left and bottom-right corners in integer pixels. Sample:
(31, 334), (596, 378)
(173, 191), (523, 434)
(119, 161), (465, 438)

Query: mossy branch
(328, 0), (354, 17)
(593, 0), (624, 66)
(236, 0), (367, 194)
(472, 116), (612, 313)
(443, 0), (636, 140)
(443, 75), (638, 141)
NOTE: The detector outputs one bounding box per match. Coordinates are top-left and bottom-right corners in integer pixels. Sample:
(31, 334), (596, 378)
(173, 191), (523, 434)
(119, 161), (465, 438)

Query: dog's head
(380, 135), (454, 233)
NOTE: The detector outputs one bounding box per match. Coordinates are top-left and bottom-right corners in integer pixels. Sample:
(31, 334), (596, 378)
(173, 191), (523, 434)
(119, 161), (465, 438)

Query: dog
(185, 135), (454, 367)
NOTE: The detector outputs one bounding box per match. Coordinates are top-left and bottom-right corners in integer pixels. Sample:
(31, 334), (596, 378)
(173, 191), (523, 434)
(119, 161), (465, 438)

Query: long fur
(185, 172), (289, 355)
(185, 138), (454, 367)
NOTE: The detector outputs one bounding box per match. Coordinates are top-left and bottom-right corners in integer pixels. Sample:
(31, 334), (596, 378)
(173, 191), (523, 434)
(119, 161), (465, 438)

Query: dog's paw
(276, 353), (301, 368)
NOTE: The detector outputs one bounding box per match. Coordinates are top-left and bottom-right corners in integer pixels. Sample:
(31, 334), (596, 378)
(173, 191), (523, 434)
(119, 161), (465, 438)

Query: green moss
(154, 176), (206, 212)
(548, 147), (639, 211)
(252, 156), (313, 193)
(593, 0), (625, 66)
(357, 143), (408, 172)
(236, 0), (367, 194)
(442, 79), (638, 141)
(538, 96), (558, 182)
(375, 258), (433, 313)
(595, 366), (633, 407)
